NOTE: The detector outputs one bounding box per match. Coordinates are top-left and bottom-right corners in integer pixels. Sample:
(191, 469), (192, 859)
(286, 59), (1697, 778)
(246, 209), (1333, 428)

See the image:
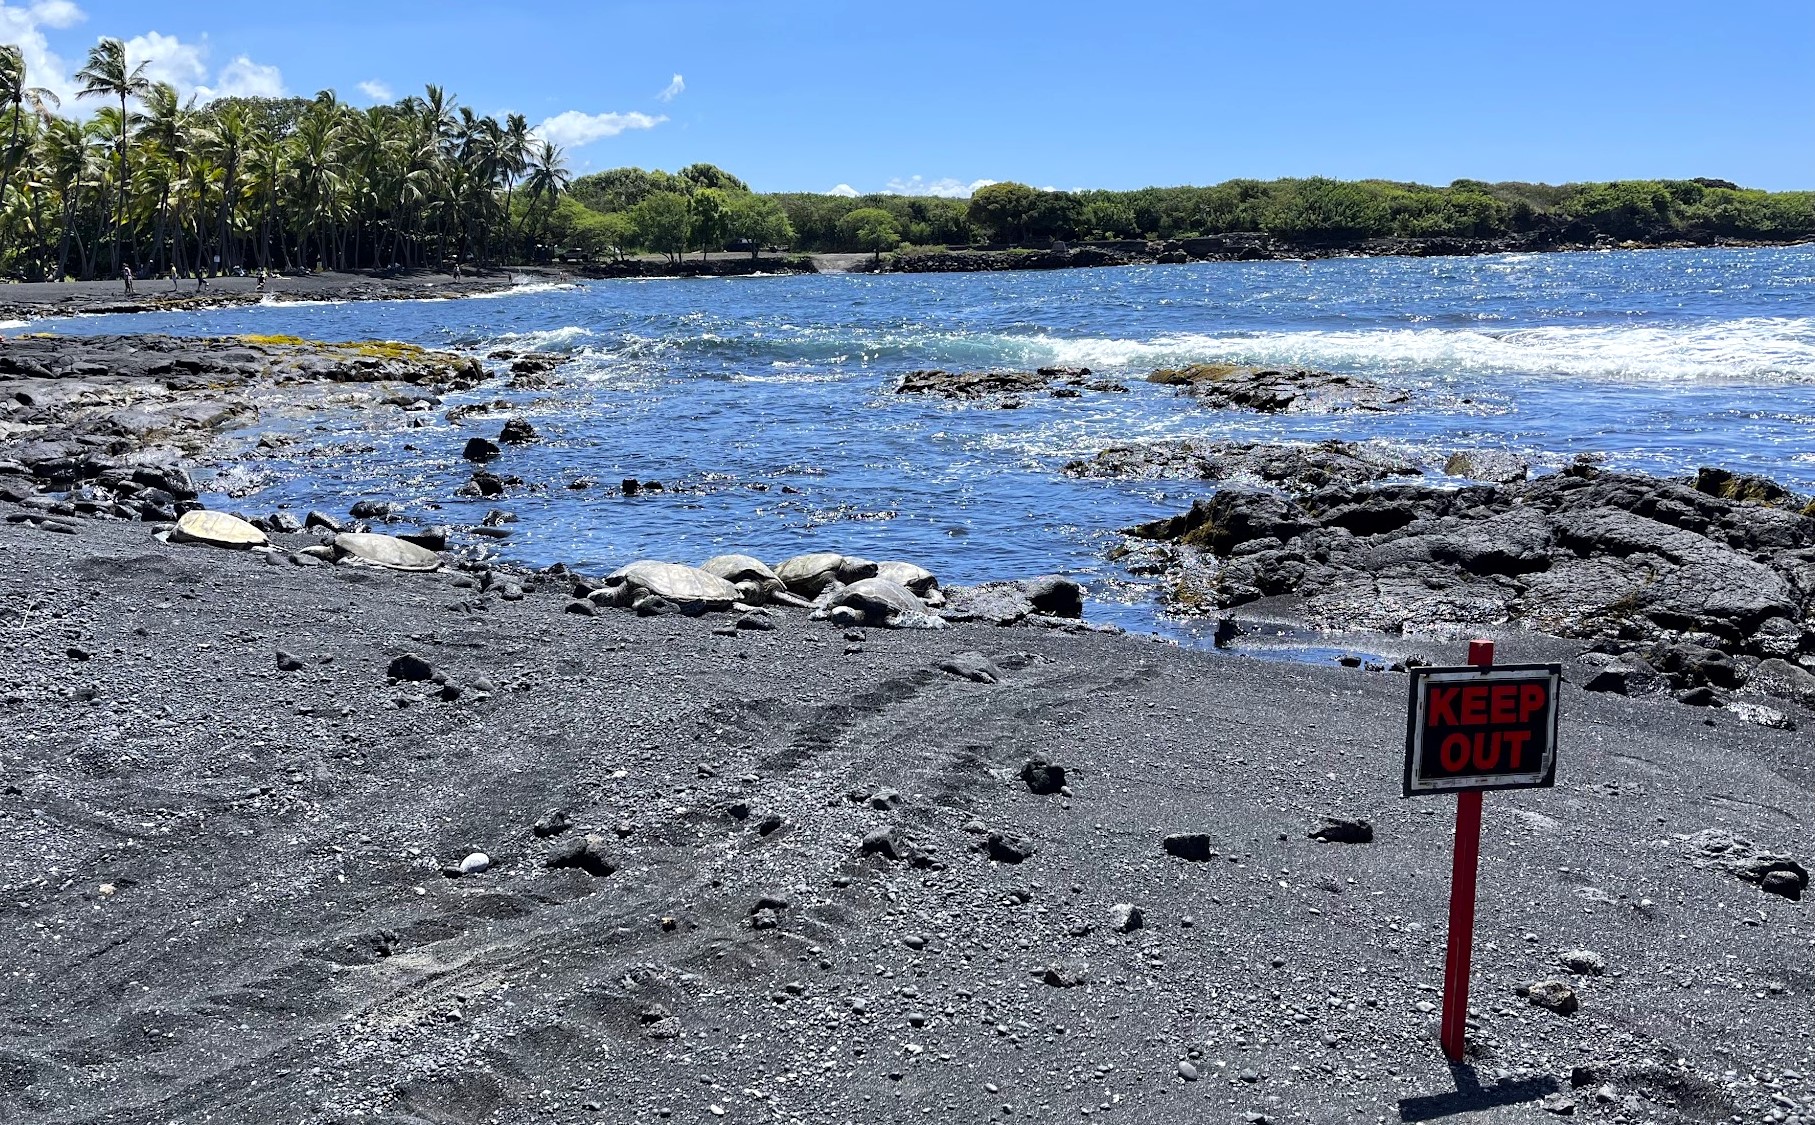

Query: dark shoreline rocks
(895, 366), (1126, 402)
(0, 266), (528, 323)
(571, 255), (818, 280)
(1122, 458), (1815, 702)
(1067, 439), (1424, 490)
(877, 231), (1815, 274)
(1148, 363), (1409, 413)
(0, 334), (485, 521)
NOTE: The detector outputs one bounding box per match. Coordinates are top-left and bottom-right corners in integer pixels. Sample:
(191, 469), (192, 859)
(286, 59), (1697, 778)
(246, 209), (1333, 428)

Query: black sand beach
(0, 269), (536, 324)
(1, 509), (1811, 1125)
(0, 325), (1810, 1124)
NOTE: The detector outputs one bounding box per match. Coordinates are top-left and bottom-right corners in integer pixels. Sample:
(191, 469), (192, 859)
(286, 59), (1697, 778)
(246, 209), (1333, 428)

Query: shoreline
(873, 232), (1815, 274)
(0, 266), (552, 323)
(3, 236), (1810, 322)
(0, 322), (1810, 1120)
(0, 505), (1809, 1123)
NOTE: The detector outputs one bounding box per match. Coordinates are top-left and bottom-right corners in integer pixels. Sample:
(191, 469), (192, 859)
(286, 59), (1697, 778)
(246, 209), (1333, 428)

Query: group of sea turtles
(594, 552), (947, 628)
(164, 510), (953, 628)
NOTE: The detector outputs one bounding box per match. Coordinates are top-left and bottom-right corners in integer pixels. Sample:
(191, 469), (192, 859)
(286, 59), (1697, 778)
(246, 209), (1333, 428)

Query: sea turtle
(774, 552), (880, 598)
(170, 509), (267, 549)
(600, 561), (740, 614)
(876, 560), (943, 605)
(815, 577), (944, 630)
(333, 531), (442, 572)
(700, 554), (788, 604)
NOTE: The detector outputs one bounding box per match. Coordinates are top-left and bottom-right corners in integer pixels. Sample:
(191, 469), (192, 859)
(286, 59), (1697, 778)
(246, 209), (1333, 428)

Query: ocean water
(27, 246), (1815, 637)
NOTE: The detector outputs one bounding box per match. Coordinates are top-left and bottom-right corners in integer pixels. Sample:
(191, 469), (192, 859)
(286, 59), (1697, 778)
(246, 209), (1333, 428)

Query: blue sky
(6, 0), (1812, 194)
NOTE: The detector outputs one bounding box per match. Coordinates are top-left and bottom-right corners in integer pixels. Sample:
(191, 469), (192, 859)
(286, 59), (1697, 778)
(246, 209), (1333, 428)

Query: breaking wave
(979, 317), (1815, 385)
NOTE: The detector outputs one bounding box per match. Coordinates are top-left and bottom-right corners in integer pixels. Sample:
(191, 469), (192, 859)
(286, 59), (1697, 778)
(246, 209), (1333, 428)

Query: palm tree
(245, 128), (289, 269)
(75, 38), (151, 274)
(196, 103), (251, 274)
(0, 45), (60, 226)
(500, 112), (530, 256)
(136, 82), (189, 274)
(520, 140), (569, 260)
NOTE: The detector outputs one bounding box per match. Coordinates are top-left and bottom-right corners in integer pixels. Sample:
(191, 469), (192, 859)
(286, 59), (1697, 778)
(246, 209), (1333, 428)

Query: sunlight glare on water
(29, 246), (1815, 636)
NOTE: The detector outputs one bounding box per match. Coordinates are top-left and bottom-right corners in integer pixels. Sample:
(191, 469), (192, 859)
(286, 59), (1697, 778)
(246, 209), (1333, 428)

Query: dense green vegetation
(1, 36), (1811, 278)
(553, 174), (1815, 258)
(767, 176), (1815, 251)
(0, 40), (575, 279)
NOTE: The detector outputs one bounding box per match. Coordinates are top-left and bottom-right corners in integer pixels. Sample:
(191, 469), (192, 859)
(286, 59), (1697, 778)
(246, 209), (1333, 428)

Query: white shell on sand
(334, 532), (442, 572)
(170, 509), (267, 549)
(609, 561), (741, 607)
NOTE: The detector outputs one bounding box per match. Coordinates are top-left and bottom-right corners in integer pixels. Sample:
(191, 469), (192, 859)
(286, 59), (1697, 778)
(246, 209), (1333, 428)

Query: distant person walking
(121, 265), (133, 295)
(256, 269), (267, 295)
(169, 267), (179, 291)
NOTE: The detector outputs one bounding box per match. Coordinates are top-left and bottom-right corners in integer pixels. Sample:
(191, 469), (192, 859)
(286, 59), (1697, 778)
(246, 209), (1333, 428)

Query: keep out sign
(1403, 664), (1562, 795)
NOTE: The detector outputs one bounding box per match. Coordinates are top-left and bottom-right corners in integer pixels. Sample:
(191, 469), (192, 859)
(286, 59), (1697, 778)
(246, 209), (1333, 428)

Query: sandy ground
(0, 269), (553, 323)
(0, 512), (1809, 1125)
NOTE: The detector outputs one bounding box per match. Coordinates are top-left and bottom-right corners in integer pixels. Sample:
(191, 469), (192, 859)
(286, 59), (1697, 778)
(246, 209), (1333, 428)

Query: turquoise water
(25, 247), (1815, 636)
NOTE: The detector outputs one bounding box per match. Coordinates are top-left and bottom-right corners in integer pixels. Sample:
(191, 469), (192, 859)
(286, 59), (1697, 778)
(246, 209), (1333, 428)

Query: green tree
(724, 192), (793, 257)
(519, 139), (570, 258)
(633, 190), (690, 262)
(1562, 181), (1675, 241)
(587, 209), (639, 259)
(75, 37), (152, 273)
(570, 165), (658, 212)
(688, 187), (728, 258)
(1263, 177), (1392, 241)
(839, 206), (900, 260)
(0, 45), (59, 231)
(678, 161), (749, 193)
(1079, 196), (1138, 238)
(967, 181), (1042, 243)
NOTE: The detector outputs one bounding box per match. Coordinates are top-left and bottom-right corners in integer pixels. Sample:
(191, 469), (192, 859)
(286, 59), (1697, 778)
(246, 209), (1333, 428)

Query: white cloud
(27, 0), (79, 28)
(118, 31), (285, 104)
(0, 0), (87, 105)
(0, 7), (287, 110)
(356, 78), (393, 102)
(657, 73), (684, 102)
(124, 30), (207, 90)
(882, 176), (998, 199)
(825, 184), (859, 198)
(195, 54), (283, 100)
(531, 109), (665, 148)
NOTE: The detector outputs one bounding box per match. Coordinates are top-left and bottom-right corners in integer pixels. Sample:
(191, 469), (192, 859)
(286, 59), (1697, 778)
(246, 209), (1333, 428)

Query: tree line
(3, 36), (1813, 279)
(757, 177), (1815, 255)
(0, 39), (572, 280)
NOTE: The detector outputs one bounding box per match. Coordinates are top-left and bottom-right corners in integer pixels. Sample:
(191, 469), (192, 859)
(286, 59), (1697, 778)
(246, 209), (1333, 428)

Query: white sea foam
(975, 317), (1815, 385)
(491, 325), (599, 351)
(0, 318), (29, 329)
(468, 280), (583, 300)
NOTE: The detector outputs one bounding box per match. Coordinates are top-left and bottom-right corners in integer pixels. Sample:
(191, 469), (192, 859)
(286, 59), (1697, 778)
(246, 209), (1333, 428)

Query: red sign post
(1441, 641), (1492, 1063)
(1402, 640), (1562, 1063)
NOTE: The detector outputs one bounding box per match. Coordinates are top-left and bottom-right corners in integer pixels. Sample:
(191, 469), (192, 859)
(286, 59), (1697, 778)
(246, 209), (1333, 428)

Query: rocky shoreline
(1101, 444), (1815, 724)
(878, 232), (1814, 274)
(0, 333), (1106, 638)
(572, 255), (819, 280)
(0, 268), (544, 323)
(2, 487), (1810, 1124)
(0, 331), (1811, 1123)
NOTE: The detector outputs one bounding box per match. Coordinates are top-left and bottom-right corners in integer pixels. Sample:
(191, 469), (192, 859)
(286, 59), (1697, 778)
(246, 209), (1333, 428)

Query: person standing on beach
(256, 269), (267, 294)
(169, 267), (179, 291)
(121, 265), (133, 295)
